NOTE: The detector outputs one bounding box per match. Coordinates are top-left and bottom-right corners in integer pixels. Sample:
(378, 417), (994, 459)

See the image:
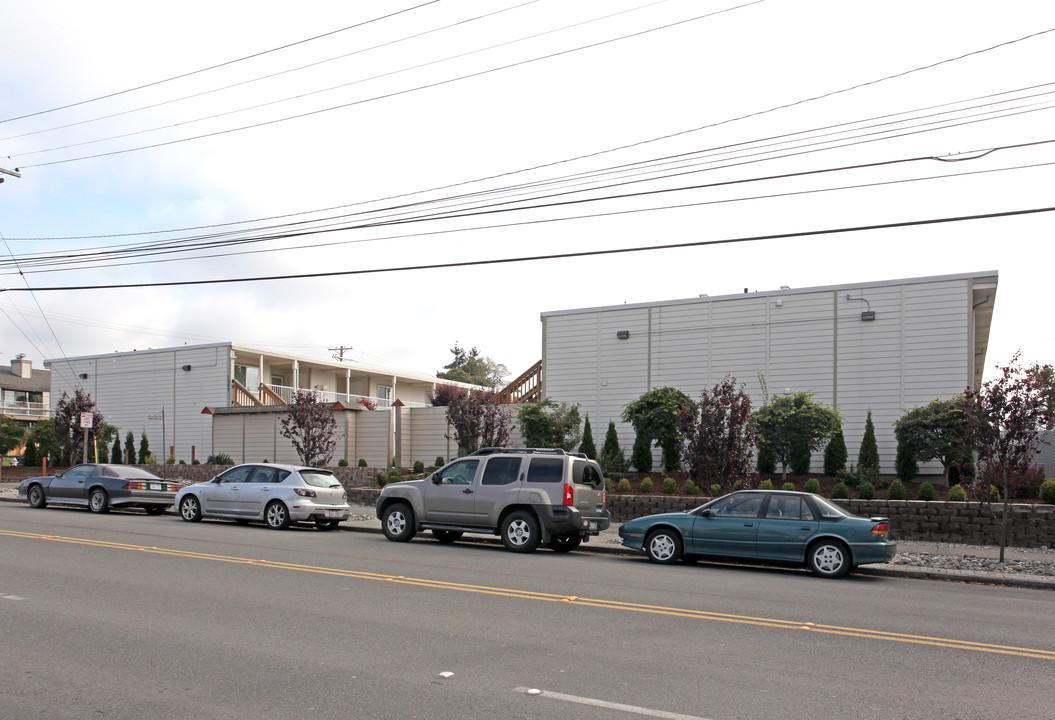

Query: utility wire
(1, 206), (1051, 292)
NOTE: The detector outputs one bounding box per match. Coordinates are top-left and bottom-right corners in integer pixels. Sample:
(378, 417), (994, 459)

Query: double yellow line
(6, 529), (1054, 661)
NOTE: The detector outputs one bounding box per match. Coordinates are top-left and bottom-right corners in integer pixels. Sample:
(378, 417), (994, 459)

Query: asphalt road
(2, 504), (1054, 720)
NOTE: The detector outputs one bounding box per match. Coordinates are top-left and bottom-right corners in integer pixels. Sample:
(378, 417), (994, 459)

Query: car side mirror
(432, 475), (443, 485)
(699, 508), (712, 517)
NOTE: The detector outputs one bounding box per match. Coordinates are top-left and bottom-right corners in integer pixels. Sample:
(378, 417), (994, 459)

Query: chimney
(11, 354), (31, 379)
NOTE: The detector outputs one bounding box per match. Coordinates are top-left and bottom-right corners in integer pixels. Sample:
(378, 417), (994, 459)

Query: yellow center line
(6, 529), (1053, 661)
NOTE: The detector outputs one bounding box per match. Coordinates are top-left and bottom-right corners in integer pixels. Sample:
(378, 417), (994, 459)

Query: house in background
(47, 342), (474, 463)
(1, 354), (51, 421)
(540, 271), (998, 479)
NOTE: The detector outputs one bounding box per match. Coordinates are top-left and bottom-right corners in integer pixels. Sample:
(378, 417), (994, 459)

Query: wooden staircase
(490, 360), (542, 404)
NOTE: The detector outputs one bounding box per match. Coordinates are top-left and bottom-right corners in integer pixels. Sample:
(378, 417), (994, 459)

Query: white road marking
(514, 687), (712, 720)
(0, 593), (25, 601)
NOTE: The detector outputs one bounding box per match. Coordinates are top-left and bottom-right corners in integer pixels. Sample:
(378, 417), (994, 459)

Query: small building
(47, 342), (472, 462)
(539, 271), (998, 478)
(0, 354), (51, 422)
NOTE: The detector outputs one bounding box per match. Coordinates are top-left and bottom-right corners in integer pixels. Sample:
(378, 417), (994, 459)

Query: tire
(547, 533), (582, 553)
(432, 529), (463, 544)
(27, 484), (47, 509)
(265, 501), (291, 530)
(382, 503), (416, 542)
(179, 495), (203, 522)
(501, 510), (540, 553)
(645, 528), (682, 564)
(314, 518), (340, 531)
(144, 505), (166, 516)
(88, 488), (110, 514)
(808, 540), (851, 578)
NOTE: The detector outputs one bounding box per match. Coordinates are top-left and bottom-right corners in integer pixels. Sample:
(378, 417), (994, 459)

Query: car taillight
(124, 482), (145, 490)
(563, 484), (573, 506)
(871, 522), (890, 536)
(294, 488), (317, 498)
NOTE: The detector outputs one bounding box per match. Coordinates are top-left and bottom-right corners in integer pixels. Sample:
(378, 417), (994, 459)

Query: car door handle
(462, 488), (474, 494)
(801, 527), (812, 531)
(743, 523), (753, 527)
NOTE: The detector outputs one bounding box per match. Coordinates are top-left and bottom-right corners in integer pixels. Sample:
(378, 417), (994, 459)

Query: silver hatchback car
(175, 463), (351, 530)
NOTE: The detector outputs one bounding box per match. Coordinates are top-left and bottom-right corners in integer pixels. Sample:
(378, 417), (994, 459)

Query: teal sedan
(618, 490), (896, 578)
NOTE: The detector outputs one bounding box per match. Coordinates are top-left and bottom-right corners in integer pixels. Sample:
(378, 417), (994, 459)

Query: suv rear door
(473, 455), (523, 524)
(570, 459), (607, 527)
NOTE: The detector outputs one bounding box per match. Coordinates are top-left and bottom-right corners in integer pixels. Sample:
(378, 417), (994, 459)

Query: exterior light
(616, 330), (630, 340)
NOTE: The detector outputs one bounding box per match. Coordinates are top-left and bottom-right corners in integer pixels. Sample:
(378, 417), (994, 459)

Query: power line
(2, 205), (1051, 292)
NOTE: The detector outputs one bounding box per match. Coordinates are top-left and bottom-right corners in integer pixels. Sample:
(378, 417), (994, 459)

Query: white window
(377, 385), (393, 404)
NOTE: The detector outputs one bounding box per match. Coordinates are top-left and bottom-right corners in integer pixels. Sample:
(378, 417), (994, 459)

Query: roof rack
(471, 447), (569, 457)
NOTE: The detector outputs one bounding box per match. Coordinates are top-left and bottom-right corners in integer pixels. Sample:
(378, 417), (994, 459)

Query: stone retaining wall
(605, 495), (1055, 548)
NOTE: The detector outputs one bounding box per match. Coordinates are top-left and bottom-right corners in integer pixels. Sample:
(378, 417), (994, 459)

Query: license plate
(587, 521), (598, 531)
(326, 509), (343, 518)
(149, 483), (162, 491)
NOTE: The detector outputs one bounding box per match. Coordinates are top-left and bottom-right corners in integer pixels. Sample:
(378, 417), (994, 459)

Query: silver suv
(375, 448), (610, 553)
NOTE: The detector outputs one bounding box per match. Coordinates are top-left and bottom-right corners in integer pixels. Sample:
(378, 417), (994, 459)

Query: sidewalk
(3, 485), (1052, 590)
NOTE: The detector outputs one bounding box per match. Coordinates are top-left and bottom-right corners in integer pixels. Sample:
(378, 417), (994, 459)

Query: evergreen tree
(138, 431), (151, 464)
(599, 420), (626, 475)
(578, 414), (597, 459)
(756, 444), (776, 474)
(823, 426), (848, 476)
(630, 431), (653, 473)
(111, 437), (122, 464)
(858, 410), (880, 483)
(124, 431), (135, 465)
(895, 437), (918, 482)
(789, 444), (812, 475)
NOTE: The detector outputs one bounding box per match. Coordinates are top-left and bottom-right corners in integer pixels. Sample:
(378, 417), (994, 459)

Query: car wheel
(432, 529), (463, 544)
(501, 511), (539, 553)
(179, 495), (203, 522)
(144, 505), (166, 516)
(645, 529), (682, 564)
(808, 540), (851, 578)
(547, 533), (582, 552)
(27, 484), (47, 509)
(88, 488), (110, 514)
(314, 518), (340, 531)
(381, 503), (416, 542)
(265, 501), (291, 530)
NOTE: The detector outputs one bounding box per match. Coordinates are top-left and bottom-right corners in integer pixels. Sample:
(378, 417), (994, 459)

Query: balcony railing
(1, 401), (52, 418)
(249, 383), (429, 409)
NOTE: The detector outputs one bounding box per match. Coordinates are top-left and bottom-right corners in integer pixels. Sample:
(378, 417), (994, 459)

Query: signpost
(148, 408), (166, 478)
(79, 412), (93, 464)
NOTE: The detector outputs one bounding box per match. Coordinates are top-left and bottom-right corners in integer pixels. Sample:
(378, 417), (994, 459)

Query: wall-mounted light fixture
(78, 373), (88, 379)
(845, 294), (876, 321)
(616, 330), (630, 340)
(181, 364), (192, 372)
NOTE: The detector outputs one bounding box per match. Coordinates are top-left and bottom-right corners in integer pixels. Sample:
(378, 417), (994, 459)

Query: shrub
(406, 474), (418, 481)
(391, 456), (397, 468)
(413, 460), (425, 474)
(387, 469), (401, 483)
(803, 478), (820, 494)
(858, 481), (875, 500)
(781, 482), (796, 491)
(948, 484), (967, 501)
(435, 456), (445, 467)
(662, 477), (676, 494)
(710, 483), (721, 496)
(640, 477), (654, 493)
(756, 445), (776, 474)
(191, 459), (200, 465)
(831, 481), (848, 499)
(604, 477), (613, 493)
(178, 459), (186, 465)
(376, 472), (387, 487)
(987, 484), (1002, 503)
(789, 445), (812, 476)
(918, 482), (936, 501)
(1039, 479), (1055, 505)
(616, 477), (631, 493)
(824, 428), (848, 477)
(358, 458), (368, 467)
(887, 479), (906, 500)
(758, 479), (773, 490)
(338, 458), (348, 467)
(206, 453), (233, 465)
(685, 479), (699, 496)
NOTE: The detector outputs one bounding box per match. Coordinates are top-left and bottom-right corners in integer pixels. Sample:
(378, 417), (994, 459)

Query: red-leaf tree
(963, 352), (1055, 561)
(54, 389), (105, 464)
(280, 390), (338, 466)
(446, 389), (513, 455)
(679, 376), (757, 492)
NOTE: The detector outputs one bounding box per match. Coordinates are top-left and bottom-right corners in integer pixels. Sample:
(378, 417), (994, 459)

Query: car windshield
(299, 470), (339, 488)
(811, 495), (851, 519)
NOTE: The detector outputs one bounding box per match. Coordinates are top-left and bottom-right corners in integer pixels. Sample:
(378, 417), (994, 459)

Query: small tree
(427, 383), (466, 407)
(54, 389), (105, 464)
(0, 417), (25, 458)
(893, 398), (972, 484)
(578, 414), (597, 459)
(753, 392), (841, 481)
(858, 411), (880, 484)
(678, 376), (756, 493)
(447, 389), (513, 455)
(599, 420), (626, 475)
(823, 426), (847, 477)
(111, 437), (122, 464)
(517, 398), (580, 451)
(622, 387), (694, 473)
(124, 431), (136, 465)
(963, 353), (1055, 561)
(138, 432), (151, 464)
(26, 419), (62, 467)
(280, 391), (338, 466)
(630, 431), (653, 472)
(895, 438), (917, 483)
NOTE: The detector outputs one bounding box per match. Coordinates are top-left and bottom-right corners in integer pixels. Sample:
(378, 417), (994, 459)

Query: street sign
(79, 412), (93, 429)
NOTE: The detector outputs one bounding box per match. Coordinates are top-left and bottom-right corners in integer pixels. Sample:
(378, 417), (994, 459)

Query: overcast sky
(2, 0), (1053, 390)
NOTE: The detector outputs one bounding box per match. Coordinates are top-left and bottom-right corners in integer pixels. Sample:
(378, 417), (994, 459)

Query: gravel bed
(892, 552), (1055, 576)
